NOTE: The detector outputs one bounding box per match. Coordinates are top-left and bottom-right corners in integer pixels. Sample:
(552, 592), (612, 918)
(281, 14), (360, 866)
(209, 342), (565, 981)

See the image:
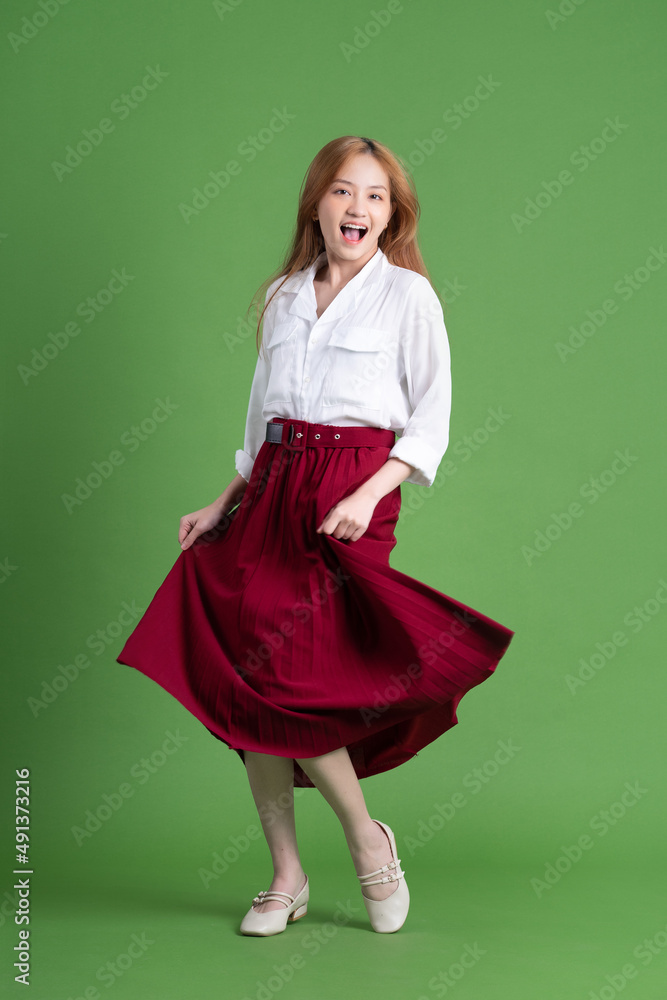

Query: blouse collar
(283, 246), (387, 323)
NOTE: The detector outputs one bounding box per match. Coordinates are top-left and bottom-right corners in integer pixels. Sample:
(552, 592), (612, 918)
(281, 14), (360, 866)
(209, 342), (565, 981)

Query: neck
(316, 245), (379, 288)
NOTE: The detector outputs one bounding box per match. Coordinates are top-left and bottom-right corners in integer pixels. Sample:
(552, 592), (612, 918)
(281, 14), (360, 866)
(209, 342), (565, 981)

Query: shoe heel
(288, 903), (308, 922)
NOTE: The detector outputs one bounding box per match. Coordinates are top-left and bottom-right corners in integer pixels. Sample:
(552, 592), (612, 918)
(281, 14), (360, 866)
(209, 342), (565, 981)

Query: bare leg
(243, 750), (307, 913)
(295, 746), (398, 902)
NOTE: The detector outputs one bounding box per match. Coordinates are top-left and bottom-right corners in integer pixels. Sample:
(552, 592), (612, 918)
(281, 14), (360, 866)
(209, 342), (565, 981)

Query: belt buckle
(282, 419), (305, 450)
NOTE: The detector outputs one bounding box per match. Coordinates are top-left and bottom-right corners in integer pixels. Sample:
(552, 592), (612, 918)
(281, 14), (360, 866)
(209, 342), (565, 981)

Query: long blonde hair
(247, 136), (437, 356)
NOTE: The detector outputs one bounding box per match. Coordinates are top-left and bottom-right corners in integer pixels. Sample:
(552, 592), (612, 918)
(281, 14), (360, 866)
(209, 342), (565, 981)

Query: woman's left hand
(316, 489), (379, 542)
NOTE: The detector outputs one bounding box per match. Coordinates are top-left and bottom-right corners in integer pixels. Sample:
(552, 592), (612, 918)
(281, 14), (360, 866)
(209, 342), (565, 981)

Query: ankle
(271, 865), (306, 884)
(346, 818), (382, 854)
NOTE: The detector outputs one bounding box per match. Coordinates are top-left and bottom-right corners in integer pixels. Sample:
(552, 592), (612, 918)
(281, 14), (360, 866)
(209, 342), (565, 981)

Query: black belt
(265, 418), (395, 451)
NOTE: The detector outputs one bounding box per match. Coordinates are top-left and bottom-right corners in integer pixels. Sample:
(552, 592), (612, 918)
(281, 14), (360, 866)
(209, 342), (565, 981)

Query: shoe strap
(356, 859), (405, 885)
(252, 890), (295, 906)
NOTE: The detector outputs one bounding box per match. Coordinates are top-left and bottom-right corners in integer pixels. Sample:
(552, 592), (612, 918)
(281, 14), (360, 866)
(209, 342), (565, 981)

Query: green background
(2, 0), (665, 997)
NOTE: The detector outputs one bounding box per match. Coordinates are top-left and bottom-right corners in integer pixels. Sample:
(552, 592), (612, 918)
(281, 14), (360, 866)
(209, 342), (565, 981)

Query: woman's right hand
(179, 474), (248, 550)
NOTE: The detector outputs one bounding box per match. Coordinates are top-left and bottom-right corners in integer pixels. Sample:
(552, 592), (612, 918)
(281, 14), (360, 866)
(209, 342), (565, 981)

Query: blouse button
(304, 376), (311, 382)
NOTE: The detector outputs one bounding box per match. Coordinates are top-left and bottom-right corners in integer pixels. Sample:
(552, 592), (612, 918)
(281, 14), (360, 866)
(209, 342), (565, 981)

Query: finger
(178, 521), (193, 546)
(349, 520), (368, 542)
(316, 507), (334, 532)
(181, 529), (200, 551)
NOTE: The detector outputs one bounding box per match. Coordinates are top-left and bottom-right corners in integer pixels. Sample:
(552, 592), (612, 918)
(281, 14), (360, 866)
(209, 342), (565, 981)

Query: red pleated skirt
(116, 417), (515, 788)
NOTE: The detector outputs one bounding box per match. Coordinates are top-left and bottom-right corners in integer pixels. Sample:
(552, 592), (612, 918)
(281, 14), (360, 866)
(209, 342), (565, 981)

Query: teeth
(342, 224), (367, 230)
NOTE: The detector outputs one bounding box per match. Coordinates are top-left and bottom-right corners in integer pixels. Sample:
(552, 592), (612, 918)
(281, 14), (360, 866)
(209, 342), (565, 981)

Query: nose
(348, 197), (367, 218)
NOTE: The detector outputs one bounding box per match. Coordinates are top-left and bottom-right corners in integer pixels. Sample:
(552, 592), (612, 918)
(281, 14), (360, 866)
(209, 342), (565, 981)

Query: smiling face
(313, 153), (394, 264)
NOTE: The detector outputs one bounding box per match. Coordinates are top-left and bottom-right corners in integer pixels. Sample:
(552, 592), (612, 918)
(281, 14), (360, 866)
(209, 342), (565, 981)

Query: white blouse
(234, 246), (452, 489)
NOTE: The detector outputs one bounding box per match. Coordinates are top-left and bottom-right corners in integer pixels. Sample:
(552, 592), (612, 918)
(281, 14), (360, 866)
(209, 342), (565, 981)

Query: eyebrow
(332, 178), (388, 191)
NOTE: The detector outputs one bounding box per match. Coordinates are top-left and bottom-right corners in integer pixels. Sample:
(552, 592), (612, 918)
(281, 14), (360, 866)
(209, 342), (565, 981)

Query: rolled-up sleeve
(234, 347), (270, 482)
(388, 278), (452, 488)
(234, 292), (275, 482)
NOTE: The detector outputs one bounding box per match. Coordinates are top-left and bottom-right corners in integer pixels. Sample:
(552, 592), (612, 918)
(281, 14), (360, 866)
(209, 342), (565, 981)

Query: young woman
(116, 135), (515, 936)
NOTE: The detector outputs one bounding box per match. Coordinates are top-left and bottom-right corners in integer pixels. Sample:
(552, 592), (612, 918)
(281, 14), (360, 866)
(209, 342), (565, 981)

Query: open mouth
(340, 223), (368, 244)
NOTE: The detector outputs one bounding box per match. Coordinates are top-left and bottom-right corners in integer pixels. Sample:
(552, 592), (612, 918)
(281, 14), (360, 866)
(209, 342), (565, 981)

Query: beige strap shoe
(356, 820), (410, 933)
(239, 875), (309, 936)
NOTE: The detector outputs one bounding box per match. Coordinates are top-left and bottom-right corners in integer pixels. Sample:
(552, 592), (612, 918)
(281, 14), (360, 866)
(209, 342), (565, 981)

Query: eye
(333, 188), (382, 199)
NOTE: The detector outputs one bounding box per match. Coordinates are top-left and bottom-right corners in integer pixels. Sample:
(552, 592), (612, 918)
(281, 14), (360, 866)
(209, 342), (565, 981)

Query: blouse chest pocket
(322, 326), (393, 411)
(263, 321), (297, 403)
